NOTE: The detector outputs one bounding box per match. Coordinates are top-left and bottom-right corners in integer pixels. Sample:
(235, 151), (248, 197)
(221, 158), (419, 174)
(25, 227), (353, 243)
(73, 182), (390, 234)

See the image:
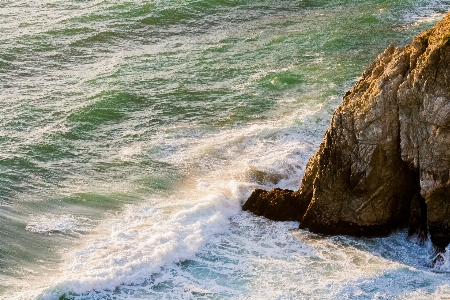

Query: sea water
(1, 0), (450, 299)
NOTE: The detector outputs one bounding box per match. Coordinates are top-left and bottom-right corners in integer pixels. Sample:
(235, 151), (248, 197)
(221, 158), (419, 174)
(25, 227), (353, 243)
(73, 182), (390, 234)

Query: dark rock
(408, 193), (428, 245)
(242, 188), (304, 221)
(427, 183), (450, 251)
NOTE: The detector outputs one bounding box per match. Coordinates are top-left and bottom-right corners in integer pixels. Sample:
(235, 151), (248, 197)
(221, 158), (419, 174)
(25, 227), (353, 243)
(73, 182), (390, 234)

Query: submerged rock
(243, 12), (450, 250)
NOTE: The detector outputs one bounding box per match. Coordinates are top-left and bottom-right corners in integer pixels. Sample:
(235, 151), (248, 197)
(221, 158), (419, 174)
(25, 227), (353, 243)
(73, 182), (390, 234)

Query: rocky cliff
(243, 12), (450, 251)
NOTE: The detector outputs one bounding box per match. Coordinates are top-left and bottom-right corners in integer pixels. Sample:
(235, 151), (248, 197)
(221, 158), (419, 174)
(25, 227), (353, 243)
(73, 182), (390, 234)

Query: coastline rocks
(243, 13), (450, 250)
(242, 188), (302, 221)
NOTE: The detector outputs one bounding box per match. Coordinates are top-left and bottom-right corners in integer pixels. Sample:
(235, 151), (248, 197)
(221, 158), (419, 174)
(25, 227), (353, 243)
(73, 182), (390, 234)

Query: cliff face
(243, 13), (450, 251)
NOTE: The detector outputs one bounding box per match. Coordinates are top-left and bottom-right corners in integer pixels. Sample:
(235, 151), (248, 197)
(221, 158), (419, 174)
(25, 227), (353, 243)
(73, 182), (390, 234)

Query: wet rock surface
(243, 12), (450, 250)
(242, 188), (303, 222)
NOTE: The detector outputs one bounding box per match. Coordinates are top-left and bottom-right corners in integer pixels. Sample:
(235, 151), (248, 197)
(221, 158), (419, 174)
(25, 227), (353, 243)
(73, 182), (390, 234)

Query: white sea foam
(411, 13), (446, 26)
(401, 0), (449, 28)
(36, 213), (450, 299)
(148, 102), (329, 193)
(118, 144), (143, 161)
(36, 107), (325, 297)
(26, 214), (92, 235)
(39, 187), (242, 298)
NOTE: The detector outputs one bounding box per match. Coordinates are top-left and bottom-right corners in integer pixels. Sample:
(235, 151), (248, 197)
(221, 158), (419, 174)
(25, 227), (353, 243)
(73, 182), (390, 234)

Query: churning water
(1, 0), (450, 299)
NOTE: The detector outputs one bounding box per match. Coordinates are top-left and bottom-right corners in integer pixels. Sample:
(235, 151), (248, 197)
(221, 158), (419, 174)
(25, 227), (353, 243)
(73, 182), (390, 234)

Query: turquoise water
(1, 0), (450, 299)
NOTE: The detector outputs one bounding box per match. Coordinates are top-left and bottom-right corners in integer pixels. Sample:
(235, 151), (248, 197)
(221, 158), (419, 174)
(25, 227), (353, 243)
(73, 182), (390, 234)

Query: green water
(1, 0), (449, 299)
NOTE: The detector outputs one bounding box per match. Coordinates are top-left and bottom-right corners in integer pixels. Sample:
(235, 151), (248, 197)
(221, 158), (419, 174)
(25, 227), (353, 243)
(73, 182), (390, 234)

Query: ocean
(1, 0), (450, 299)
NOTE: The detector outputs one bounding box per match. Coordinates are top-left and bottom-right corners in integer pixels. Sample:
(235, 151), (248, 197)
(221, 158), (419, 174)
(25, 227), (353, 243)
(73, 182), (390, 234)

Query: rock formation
(243, 12), (450, 251)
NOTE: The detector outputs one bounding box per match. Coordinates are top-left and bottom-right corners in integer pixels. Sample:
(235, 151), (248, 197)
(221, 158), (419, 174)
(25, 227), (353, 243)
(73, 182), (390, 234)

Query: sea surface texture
(1, 1), (450, 299)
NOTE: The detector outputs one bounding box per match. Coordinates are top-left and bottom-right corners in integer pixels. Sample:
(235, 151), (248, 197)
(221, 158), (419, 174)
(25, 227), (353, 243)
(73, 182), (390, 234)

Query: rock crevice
(243, 13), (450, 250)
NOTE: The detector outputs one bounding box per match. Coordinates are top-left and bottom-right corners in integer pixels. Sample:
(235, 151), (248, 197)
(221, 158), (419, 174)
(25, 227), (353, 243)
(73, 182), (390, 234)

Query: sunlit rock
(244, 12), (450, 251)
